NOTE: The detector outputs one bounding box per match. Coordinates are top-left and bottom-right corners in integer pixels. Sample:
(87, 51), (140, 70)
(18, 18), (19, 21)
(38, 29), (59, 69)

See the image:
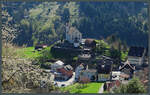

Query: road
(98, 83), (104, 93)
(54, 72), (75, 87)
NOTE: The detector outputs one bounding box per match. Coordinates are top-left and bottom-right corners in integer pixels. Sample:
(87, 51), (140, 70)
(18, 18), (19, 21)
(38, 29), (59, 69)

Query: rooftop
(55, 60), (64, 66)
(85, 38), (95, 44)
(57, 68), (73, 77)
(78, 54), (91, 59)
(68, 27), (81, 35)
(119, 60), (135, 71)
(64, 65), (73, 71)
(128, 46), (145, 57)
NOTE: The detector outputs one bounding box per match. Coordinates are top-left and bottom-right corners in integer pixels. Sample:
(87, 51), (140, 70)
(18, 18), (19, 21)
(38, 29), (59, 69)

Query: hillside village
(33, 23), (149, 93)
(1, 2), (149, 94)
(2, 22), (148, 93)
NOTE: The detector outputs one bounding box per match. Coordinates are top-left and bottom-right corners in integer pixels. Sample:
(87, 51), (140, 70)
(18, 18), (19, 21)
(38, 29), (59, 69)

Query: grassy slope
(16, 46), (53, 59)
(16, 47), (40, 59)
(60, 83), (103, 93)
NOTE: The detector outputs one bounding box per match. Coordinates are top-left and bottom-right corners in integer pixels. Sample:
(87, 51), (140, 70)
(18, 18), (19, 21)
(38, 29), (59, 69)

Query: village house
(97, 56), (113, 81)
(75, 63), (85, 81)
(128, 46), (147, 66)
(78, 48), (92, 63)
(79, 65), (97, 82)
(65, 23), (82, 48)
(78, 53), (91, 62)
(51, 60), (64, 72)
(111, 71), (121, 81)
(81, 39), (96, 56)
(119, 60), (135, 79)
(84, 38), (96, 49)
(54, 65), (73, 81)
(111, 71), (130, 81)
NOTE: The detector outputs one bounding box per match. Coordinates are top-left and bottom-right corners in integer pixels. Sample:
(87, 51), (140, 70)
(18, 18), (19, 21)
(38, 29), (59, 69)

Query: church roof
(68, 27), (81, 35)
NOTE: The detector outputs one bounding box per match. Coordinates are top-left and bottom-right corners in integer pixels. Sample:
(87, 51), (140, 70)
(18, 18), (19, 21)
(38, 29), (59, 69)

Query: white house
(79, 69), (97, 81)
(51, 60), (64, 71)
(65, 23), (82, 47)
(111, 71), (122, 81)
(128, 46), (147, 66)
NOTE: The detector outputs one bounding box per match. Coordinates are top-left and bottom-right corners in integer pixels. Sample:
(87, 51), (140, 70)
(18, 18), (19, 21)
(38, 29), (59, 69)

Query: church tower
(65, 23), (70, 41)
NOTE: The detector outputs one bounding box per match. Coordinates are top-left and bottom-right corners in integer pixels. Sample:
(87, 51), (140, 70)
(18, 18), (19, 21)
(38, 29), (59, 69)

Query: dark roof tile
(128, 46), (145, 57)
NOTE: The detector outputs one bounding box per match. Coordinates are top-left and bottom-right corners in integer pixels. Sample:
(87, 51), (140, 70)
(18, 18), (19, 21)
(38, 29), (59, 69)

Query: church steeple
(65, 23), (70, 40)
(66, 23), (70, 33)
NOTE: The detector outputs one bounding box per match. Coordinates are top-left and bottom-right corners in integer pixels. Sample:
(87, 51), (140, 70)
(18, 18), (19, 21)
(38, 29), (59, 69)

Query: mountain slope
(2, 2), (148, 47)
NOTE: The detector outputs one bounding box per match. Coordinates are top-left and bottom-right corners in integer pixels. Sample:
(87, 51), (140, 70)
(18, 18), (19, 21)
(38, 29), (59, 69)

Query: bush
(114, 78), (146, 93)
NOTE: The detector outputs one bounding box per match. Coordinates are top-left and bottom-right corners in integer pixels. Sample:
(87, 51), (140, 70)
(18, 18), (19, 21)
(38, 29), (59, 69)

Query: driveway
(54, 72), (75, 87)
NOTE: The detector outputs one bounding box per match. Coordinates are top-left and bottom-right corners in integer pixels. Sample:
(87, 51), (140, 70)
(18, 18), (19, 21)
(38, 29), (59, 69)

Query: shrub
(114, 78), (146, 93)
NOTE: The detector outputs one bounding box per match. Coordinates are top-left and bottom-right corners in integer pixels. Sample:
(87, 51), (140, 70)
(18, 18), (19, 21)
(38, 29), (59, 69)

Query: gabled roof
(57, 68), (73, 77)
(55, 60), (64, 65)
(64, 65), (73, 71)
(68, 27), (81, 35)
(128, 46), (145, 57)
(97, 56), (113, 74)
(85, 39), (95, 44)
(119, 60), (135, 70)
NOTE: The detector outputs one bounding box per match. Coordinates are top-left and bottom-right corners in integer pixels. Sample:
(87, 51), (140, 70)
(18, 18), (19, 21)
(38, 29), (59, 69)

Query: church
(65, 23), (82, 47)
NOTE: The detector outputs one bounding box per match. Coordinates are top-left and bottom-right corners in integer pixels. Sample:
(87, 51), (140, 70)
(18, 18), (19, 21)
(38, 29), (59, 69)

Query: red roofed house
(54, 66), (73, 81)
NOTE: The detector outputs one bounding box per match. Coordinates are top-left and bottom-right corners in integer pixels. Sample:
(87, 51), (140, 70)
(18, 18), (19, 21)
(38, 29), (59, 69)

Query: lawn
(60, 82), (103, 93)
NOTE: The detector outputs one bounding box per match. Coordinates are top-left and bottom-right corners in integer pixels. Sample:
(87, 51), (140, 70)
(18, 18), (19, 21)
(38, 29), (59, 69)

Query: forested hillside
(2, 2), (148, 47)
